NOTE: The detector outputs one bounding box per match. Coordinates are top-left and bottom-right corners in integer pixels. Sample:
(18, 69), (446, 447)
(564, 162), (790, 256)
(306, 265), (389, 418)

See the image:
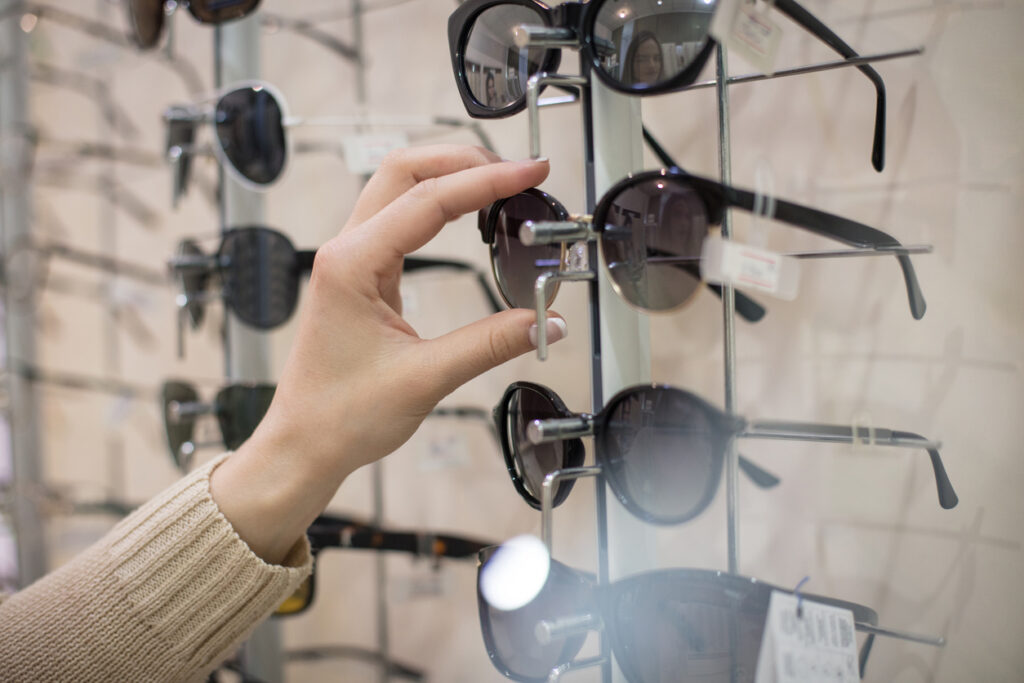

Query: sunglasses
(449, 0), (887, 170)
(476, 545), (942, 683)
(495, 381), (958, 526)
(161, 380), (275, 472)
(126, 0), (261, 49)
(275, 513), (493, 617)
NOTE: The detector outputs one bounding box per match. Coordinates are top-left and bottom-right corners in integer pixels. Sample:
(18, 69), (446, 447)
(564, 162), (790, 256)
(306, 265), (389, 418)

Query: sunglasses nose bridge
(520, 216), (593, 246)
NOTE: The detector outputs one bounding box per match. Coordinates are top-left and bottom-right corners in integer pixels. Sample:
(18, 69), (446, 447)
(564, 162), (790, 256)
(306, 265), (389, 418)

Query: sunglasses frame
(127, 0), (263, 50)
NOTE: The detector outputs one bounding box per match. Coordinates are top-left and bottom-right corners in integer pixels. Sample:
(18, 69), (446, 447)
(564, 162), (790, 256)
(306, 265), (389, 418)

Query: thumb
(420, 309), (568, 396)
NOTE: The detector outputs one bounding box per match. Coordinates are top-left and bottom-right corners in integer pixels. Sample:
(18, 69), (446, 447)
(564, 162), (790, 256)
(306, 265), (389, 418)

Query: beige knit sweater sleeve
(0, 453), (313, 683)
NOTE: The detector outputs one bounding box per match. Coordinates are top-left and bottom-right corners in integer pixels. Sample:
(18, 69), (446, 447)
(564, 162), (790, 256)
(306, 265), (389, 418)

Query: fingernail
(528, 317), (567, 347)
(519, 156), (549, 164)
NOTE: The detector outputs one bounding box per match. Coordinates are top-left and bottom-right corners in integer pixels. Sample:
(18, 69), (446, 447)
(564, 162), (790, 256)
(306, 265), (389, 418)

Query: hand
(210, 146), (565, 563)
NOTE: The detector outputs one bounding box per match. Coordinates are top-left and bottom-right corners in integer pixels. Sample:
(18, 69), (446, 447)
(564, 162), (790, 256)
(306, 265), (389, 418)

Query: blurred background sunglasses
(275, 513), (494, 617)
(498, 381), (958, 525)
(126, 0), (261, 50)
(476, 545), (943, 683)
(449, 0), (887, 170)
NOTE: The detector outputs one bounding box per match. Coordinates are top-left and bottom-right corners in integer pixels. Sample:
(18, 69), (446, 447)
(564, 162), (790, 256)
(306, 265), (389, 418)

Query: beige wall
(12, 0), (1024, 681)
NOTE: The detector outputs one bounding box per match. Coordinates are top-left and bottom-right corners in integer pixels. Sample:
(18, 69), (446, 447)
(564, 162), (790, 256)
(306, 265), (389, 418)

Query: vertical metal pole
(591, 71), (652, 683)
(0, 0), (47, 587)
(715, 46), (740, 575)
(216, 16), (282, 682)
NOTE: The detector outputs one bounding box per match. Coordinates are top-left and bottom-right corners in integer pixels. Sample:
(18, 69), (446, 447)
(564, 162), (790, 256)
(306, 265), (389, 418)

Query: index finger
(360, 157), (550, 259)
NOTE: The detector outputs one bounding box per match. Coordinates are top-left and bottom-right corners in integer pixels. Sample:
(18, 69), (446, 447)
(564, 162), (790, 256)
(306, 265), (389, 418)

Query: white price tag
(341, 132), (409, 175)
(700, 234), (800, 300)
(709, 0), (782, 75)
(755, 591), (860, 683)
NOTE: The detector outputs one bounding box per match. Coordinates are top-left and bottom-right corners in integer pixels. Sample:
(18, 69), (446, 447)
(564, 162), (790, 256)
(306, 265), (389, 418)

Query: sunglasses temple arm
(855, 621), (945, 647)
(708, 181), (928, 320)
(534, 270), (596, 360)
(400, 255), (503, 312)
(541, 466), (603, 553)
(741, 421), (958, 509)
(528, 74), (589, 159)
(774, 0), (886, 171)
(737, 455), (781, 489)
(260, 13), (360, 63)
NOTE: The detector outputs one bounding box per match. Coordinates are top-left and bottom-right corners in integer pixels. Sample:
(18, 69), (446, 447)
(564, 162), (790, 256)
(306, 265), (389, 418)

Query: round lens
(491, 193), (563, 309)
(479, 556), (591, 679)
(507, 386), (566, 501)
(464, 5), (548, 111)
(608, 573), (765, 683)
(215, 384), (275, 450)
(187, 0), (261, 25)
(598, 387), (718, 523)
(126, 0), (164, 49)
(215, 86), (287, 186)
(219, 228), (300, 329)
(599, 177), (708, 312)
(161, 381), (200, 471)
(591, 0), (717, 89)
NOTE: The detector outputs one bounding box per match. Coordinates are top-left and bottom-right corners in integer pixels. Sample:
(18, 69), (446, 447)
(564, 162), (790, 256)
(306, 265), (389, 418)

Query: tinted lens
(609, 574), (765, 683)
(275, 575), (314, 616)
(591, 0), (717, 89)
(215, 384), (275, 450)
(215, 86), (287, 186)
(599, 387), (718, 522)
(491, 193), (563, 309)
(479, 557), (591, 679)
(464, 5), (548, 111)
(600, 178), (708, 312)
(127, 0), (164, 48)
(219, 228), (300, 328)
(506, 386), (566, 501)
(177, 239), (210, 328)
(187, 0), (261, 24)
(161, 381), (200, 470)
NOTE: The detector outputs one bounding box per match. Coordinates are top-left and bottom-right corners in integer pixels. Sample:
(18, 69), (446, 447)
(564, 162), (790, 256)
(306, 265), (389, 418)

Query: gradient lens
(464, 5), (547, 111)
(187, 0), (262, 24)
(126, 0), (164, 49)
(275, 575), (314, 616)
(591, 0), (717, 89)
(506, 386), (566, 501)
(161, 381), (200, 471)
(479, 555), (592, 679)
(599, 177), (708, 312)
(215, 86), (287, 186)
(219, 227), (300, 329)
(599, 387), (718, 522)
(215, 384), (275, 450)
(491, 193), (563, 309)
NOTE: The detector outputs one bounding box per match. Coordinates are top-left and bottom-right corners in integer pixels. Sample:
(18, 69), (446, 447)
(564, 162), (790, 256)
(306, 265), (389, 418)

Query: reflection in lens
(219, 228), (300, 329)
(161, 381), (200, 471)
(215, 86), (287, 186)
(464, 5), (547, 110)
(610, 574), (764, 683)
(508, 386), (565, 500)
(127, 0), (164, 48)
(600, 178), (708, 312)
(492, 193), (563, 309)
(215, 384), (275, 450)
(600, 387), (716, 521)
(592, 0), (717, 89)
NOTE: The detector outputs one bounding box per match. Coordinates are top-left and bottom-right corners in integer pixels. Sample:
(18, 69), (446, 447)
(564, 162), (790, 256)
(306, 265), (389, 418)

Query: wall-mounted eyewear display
(275, 514), (493, 617)
(126, 0), (261, 49)
(496, 381), (958, 526)
(476, 546), (943, 683)
(449, 0), (888, 170)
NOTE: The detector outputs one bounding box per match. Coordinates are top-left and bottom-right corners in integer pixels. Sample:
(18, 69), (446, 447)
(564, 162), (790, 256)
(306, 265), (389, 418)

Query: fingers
(417, 309), (567, 398)
(345, 145), (503, 228)
(362, 157), (550, 259)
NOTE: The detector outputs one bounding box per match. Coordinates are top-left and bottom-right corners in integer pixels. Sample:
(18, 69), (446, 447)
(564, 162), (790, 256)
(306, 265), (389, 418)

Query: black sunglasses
(449, 0), (887, 170)
(482, 168), (928, 342)
(126, 0), (261, 49)
(275, 514), (493, 617)
(495, 381), (958, 525)
(477, 545), (942, 683)
(161, 380), (275, 472)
